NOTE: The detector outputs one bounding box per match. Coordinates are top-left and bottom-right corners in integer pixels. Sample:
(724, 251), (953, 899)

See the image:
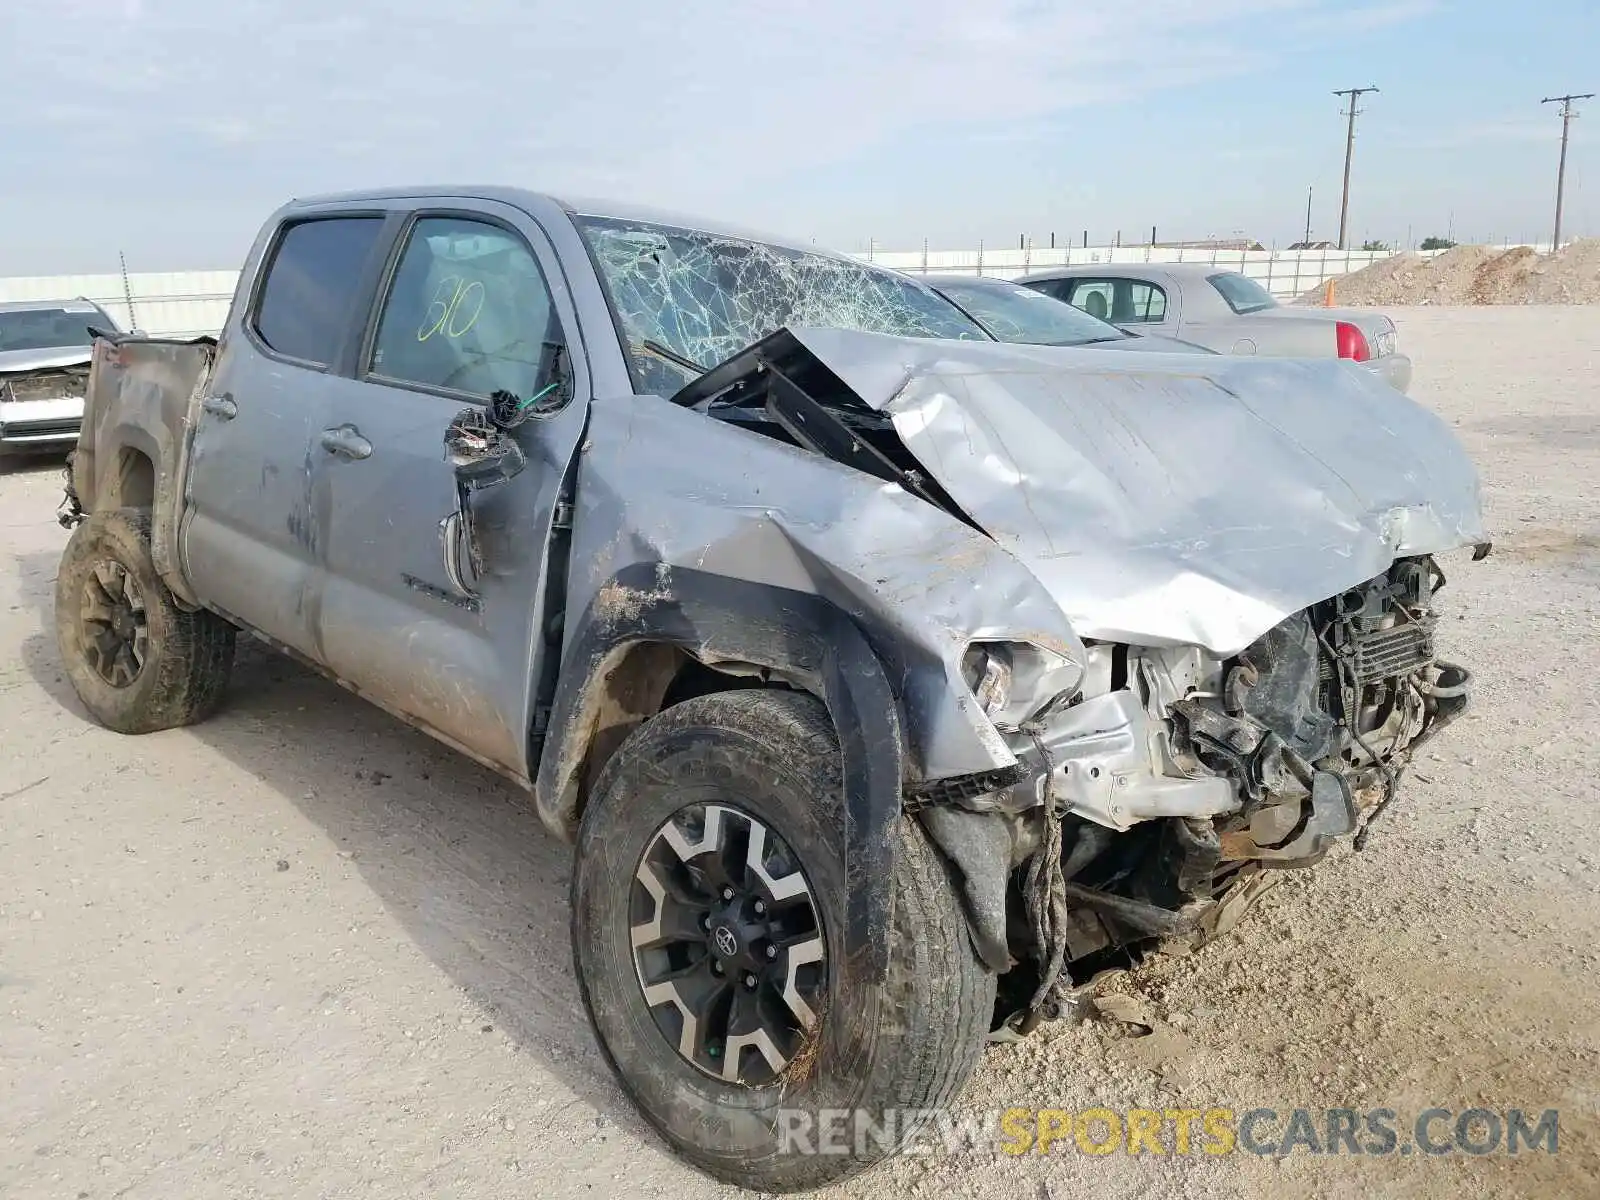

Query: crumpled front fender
(537, 562), (905, 986)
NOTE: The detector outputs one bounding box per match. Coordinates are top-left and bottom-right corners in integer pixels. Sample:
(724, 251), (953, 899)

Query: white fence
(863, 244), (1407, 300)
(0, 243), (1457, 340)
(0, 270), (236, 340)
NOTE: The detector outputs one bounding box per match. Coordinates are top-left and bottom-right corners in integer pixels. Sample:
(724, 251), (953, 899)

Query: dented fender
(545, 392), (1086, 787)
(535, 563), (905, 985)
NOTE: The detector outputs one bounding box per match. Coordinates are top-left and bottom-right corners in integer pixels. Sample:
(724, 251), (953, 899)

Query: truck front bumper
(0, 396), (84, 451)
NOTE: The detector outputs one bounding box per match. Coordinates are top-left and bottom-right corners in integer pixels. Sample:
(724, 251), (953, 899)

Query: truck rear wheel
(54, 508), (235, 734)
(571, 689), (994, 1192)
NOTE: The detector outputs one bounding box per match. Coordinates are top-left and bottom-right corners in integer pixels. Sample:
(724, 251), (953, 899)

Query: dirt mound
(1295, 251), (1425, 305)
(1303, 239), (1600, 306)
(1526, 238), (1600, 303)
(1469, 245), (1538, 303)
(1412, 245), (1506, 303)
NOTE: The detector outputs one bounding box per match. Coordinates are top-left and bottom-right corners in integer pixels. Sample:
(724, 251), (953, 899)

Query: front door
(1043, 275), (1183, 341)
(310, 204), (590, 777)
(182, 214), (389, 659)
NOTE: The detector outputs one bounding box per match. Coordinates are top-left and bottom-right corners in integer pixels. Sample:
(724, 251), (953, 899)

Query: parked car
(1015, 262), (1412, 392)
(56, 187), (1485, 1192)
(0, 298), (121, 456)
(925, 273), (1212, 352)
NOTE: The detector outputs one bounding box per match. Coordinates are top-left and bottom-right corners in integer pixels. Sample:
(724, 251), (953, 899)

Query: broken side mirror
(440, 405), (529, 600)
(444, 407), (526, 492)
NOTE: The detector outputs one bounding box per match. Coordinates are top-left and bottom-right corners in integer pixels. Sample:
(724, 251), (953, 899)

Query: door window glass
(1020, 277), (1074, 305)
(1068, 280), (1115, 321)
(369, 216), (560, 403)
(254, 217), (385, 365)
(1062, 278), (1168, 324)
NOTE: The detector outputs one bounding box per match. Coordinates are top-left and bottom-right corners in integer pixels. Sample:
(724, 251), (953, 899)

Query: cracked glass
(575, 215), (987, 395)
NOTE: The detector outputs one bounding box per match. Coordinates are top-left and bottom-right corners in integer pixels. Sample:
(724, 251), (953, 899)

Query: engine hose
(1416, 667), (1471, 700)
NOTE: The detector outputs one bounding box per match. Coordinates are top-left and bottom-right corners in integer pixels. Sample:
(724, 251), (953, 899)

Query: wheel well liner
(107, 446), (157, 511)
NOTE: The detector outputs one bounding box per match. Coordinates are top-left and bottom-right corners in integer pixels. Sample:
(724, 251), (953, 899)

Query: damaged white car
(53, 188), (1488, 1192)
(0, 298), (120, 456)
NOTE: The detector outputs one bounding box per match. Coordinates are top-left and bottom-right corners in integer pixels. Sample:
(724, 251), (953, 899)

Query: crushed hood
(0, 346), (94, 375)
(684, 328), (1487, 656)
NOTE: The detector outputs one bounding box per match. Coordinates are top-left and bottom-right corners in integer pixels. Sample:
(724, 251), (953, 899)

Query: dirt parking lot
(3, 307), (1598, 1200)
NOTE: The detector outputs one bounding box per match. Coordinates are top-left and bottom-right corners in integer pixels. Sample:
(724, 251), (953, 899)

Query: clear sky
(2, 0), (1596, 275)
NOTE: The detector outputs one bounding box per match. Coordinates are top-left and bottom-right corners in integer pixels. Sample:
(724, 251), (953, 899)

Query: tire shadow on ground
(0, 450), (72, 478)
(15, 549), (655, 1148)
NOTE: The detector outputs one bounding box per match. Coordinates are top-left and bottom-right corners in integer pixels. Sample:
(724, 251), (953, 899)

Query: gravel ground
(3, 307), (1597, 1199)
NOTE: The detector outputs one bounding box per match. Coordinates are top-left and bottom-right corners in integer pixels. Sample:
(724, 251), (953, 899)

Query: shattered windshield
(574, 215), (987, 394)
(930, 276), (1133, 346)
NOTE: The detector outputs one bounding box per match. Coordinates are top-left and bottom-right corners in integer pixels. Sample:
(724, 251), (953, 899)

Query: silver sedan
(924, 273), (1213, 353)
(1015, 262), (1412, 392)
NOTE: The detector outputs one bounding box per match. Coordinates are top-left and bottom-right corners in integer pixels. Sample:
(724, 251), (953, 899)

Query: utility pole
(1304, 185), (1313, 244)
(1542, 92), (1593, 251)
(1333, 85), (1379, 250)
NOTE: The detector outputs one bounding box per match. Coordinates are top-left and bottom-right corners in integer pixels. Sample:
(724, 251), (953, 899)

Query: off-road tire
(54, 508), (235, 734)
(571, 689), (994, 1192)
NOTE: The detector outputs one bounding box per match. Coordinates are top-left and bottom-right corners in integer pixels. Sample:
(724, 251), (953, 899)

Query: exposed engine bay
(1, 364), (89, 402)
(986, 556), (1472, 1032)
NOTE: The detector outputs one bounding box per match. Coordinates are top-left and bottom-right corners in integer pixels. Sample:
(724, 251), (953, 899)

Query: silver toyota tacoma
(54, 187), (1488, 1193)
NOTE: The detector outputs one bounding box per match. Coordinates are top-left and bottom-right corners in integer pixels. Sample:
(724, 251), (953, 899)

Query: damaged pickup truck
(54, 187), (1488, 1192)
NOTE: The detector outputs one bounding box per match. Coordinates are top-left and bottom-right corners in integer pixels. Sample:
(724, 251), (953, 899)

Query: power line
(1542, 92), (1593, 251)
(1334, 85), (1379, 250)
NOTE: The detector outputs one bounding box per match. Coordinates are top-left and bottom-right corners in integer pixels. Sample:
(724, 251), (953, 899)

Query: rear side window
(254, 217), (385, 365)
(1207, 271), (1277, 314)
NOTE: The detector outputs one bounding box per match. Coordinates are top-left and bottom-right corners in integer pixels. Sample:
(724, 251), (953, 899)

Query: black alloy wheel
(630, 802), (827, 1085)
(78, 560), (150, 688)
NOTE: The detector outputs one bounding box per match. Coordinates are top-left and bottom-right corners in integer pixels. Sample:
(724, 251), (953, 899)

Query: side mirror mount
(444, 408), (526, 492)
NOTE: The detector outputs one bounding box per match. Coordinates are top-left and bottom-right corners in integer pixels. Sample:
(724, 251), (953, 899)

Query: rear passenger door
(182, 213), (389, 660)
(311, 204), (590, 778)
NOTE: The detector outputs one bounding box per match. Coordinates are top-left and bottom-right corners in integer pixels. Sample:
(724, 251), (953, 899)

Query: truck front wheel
(54, 509), (235, 734)
(571, 689), (994, 1192)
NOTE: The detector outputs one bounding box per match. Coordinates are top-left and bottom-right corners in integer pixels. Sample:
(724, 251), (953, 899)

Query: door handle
(319, 424), (372, 460)
(201, 393), (237, 420)
(438, 510), (477, 598)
